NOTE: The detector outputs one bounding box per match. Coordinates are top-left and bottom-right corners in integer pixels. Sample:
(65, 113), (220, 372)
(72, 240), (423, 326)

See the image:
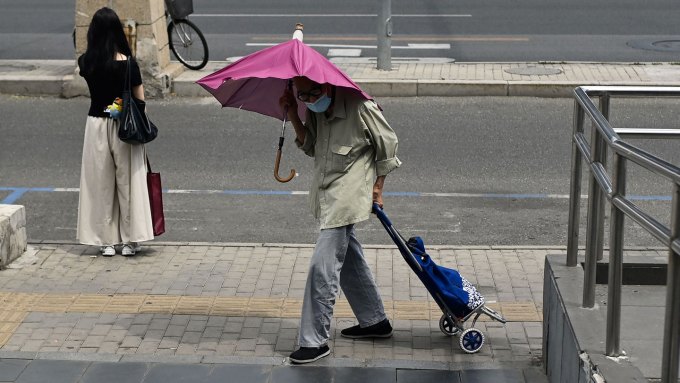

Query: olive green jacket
(296, 89), (401, 229)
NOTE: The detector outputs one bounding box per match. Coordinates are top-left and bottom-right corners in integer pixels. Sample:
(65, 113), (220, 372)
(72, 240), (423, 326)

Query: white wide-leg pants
(77, 116), (153, 246)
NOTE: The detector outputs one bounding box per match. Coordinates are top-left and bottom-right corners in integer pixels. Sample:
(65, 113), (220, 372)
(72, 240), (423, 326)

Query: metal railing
(566, 86), (680, 383)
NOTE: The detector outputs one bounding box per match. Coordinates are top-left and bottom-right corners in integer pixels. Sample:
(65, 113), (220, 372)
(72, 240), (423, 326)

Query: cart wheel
(459, 328), (484, 353)
(439, 314), (460, 336)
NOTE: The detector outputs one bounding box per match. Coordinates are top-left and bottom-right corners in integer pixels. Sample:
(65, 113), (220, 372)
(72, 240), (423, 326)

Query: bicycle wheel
(167, 18), (208, 70)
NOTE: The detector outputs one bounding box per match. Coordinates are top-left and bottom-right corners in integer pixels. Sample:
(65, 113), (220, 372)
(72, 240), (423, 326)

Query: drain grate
(652, 40), (680, 51)
(628, 39), (680, 52)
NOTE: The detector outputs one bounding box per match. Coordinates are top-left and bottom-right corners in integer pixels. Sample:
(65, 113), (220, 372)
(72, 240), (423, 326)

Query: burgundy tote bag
(146, 157), (165, 236)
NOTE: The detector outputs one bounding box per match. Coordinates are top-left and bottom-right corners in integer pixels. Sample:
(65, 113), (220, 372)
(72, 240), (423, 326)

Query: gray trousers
(298, 224), (387, 347)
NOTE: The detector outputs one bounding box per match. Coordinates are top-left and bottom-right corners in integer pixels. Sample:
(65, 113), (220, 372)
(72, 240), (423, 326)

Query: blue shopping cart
(373, 203), (506, 353)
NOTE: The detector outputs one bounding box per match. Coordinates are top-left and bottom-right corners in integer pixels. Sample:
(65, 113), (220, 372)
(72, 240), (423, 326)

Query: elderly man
(279, 76), (401, 364)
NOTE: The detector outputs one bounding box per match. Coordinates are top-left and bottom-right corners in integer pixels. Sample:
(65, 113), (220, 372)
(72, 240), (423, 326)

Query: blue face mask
(305, 94), (332, 113)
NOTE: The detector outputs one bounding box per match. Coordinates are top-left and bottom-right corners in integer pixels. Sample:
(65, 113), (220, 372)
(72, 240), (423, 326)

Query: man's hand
(279, 88), (307, 143)
(278, 89), (298, 121)
(373, 175), (386, 208)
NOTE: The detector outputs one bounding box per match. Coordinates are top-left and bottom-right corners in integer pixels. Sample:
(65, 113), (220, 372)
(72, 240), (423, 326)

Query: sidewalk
(1, 59), (680, 98)
(2, 57), (676, 381)
(0, 242), (556, 382)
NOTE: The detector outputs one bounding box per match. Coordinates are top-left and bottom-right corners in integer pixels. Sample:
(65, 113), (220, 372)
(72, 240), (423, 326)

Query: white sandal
(121, 244), (135, 256)
(100, 246), (115, 256)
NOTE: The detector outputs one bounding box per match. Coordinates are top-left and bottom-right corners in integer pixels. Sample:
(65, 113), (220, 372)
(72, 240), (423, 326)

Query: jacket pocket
(330, 144), (353, 173)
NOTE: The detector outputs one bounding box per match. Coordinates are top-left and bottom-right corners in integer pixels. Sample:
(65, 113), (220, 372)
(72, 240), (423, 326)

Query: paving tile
(335, 367), (396, 383)
(522, 367), (548, 383)
(0, 244), (552, 375)
(80, 362), (149, 383)
(142, 363), (212, 383)
(397, 369), (461, 383)
(271, 366), (334, 383)
(15, 359), (89, 383)
(460, 369), (525, 383)
(0, 358), (30, 381)
(207, 364), (271, 383)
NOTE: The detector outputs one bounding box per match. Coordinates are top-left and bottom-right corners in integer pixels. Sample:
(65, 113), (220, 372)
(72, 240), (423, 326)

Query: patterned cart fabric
(407, 237), (485, 319)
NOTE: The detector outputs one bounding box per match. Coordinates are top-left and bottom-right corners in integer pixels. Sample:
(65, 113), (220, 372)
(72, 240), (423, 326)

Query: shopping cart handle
(372, 203), (392, 226)
(372, 202), (424, 273)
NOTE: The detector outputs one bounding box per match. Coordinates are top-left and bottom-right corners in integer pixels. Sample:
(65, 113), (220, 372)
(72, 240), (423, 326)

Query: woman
(76, 7), (153, 256)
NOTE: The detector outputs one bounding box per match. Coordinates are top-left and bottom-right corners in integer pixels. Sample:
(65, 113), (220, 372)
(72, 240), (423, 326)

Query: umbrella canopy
(196, 39), (372, 121)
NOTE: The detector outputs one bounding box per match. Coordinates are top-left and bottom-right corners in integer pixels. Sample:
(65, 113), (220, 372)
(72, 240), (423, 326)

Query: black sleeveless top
(78, 55), (143, 118)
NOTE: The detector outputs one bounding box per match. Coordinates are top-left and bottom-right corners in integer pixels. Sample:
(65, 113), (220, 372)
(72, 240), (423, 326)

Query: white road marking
(407, 44), (451, 49)
(327, 48), (362, 57)
(12, 186), (671, 202)
(246, 43), (450, 50)
(192, 14), (472, 18)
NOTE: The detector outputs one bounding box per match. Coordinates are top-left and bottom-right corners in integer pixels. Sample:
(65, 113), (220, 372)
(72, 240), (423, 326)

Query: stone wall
(71, 0), (177, 98)
(0, 205), (27, 269)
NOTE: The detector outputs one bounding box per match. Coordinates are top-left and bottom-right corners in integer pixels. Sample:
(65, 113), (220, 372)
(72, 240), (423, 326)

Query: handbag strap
(123, 56), (132, 93)
(145, 146), (152, 173)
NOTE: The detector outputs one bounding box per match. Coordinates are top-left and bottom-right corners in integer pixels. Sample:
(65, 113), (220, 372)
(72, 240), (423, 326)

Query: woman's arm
(132, 84), (145, 101)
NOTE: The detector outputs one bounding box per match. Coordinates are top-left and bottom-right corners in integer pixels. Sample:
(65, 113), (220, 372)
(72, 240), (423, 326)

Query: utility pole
(376, 0), (392, 70)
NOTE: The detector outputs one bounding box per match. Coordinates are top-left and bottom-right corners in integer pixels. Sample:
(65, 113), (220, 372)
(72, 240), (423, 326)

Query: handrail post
(606, 153), (626, 356)
(661, 183), (680, 383)
(583, 121), (603, 308)
(570, 86), (680, 381)
(596, 94), (611, 261)
(567, 101), (585, 266)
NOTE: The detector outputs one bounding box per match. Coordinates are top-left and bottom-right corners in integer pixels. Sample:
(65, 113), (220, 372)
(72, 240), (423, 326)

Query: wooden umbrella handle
(274, 148), (295, 183)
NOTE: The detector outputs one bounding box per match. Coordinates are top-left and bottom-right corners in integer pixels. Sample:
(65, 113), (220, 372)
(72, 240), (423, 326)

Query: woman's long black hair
(81, 7), (132, 76)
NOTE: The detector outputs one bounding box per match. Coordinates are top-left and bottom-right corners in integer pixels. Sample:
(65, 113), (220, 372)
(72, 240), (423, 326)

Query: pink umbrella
(197, 38), (372, 121)
(196, 37), (373, 183)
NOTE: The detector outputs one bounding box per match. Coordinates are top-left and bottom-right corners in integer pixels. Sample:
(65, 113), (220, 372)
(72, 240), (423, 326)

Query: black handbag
(118, 57), (158, 144)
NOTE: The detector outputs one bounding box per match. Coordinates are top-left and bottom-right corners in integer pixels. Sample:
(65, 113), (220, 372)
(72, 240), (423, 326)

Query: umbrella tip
(293, 23), (304, 41)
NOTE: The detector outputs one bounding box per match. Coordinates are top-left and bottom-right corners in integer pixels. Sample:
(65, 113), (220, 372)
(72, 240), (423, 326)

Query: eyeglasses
(297, 85), (323, 102)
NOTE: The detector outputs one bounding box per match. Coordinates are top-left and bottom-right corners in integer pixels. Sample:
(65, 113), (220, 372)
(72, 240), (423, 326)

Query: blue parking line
(1, 188), (29, 204)
(1, 187), (61, 204)
(0, 186), (674, 204)
(384, 191), (420, 197)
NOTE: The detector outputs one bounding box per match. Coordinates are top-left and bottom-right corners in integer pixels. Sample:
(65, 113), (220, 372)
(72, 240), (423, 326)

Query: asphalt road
(2, 95), (679, 246)
(1, 0), (679, 62)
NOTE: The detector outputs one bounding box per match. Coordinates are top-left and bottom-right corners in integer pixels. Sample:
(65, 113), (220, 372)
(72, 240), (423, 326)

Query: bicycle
(165, 0), (209, 70)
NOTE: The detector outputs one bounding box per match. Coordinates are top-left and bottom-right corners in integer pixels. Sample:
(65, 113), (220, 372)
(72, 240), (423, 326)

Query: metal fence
(566, 86), (680, 383)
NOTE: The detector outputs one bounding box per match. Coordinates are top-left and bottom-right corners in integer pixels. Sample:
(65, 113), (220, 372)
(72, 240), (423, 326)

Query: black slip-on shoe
(341, 319), (393, 339)
(289, 345), (330, 364)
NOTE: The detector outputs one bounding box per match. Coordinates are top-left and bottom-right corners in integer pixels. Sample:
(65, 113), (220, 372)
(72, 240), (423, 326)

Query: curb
(3, 59), (680, 98)
(0, 350), (542, 371)
(26, 240), (669, 251)
(5, 76), (677, 99)
(180, 79), (680, 98)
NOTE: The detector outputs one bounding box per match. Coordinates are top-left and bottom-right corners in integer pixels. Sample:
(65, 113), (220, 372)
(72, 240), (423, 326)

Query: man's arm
(373, 175), (386, 207)
(279, 90), (305, 143)
(360, 102), (401, 176)
(288, 110), (306, 144)
(360, 102), (401, 208)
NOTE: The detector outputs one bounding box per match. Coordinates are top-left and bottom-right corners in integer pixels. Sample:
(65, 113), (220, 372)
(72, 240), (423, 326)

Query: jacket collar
(326, 87), (346, 121)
